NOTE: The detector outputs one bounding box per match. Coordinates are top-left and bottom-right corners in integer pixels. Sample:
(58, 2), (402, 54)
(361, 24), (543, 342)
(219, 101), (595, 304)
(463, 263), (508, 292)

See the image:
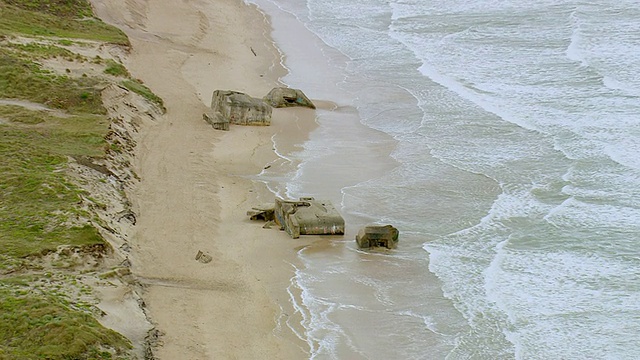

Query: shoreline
(92, 0), (319, 357)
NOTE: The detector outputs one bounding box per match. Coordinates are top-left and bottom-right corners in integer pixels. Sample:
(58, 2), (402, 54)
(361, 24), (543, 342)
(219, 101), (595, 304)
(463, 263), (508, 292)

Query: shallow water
(248, 0), (640, 358)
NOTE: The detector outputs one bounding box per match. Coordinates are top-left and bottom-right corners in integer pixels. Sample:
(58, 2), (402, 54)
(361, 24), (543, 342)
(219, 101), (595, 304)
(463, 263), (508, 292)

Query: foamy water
(248, 0), (640, 358)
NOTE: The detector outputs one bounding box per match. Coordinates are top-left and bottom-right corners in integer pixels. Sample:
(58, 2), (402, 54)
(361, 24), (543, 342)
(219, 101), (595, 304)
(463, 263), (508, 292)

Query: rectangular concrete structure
(274, 197), (345, 239)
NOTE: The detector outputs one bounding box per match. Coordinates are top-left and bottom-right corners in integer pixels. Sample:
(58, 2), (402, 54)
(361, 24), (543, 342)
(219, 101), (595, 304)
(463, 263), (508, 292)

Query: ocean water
(247, 0), (640, 358)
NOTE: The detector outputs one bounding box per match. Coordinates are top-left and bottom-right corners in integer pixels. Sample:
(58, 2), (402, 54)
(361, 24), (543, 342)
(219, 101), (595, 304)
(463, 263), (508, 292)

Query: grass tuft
(122, 79), (166, 112)
(103, 59), (129, 77)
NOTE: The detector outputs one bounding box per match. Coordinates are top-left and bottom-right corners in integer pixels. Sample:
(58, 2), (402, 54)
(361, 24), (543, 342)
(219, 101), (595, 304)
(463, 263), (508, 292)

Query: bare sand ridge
(91, 0), (318, 358)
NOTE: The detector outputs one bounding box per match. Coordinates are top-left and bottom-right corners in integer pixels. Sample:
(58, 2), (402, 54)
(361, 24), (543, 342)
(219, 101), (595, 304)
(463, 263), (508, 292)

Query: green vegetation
(5, 42), (78, 60)
(0, 104), (48, 124)
(104, 59), (130, 77)
(122, 79), (166, 111)
(0, 1), (164, 358)
(0, 48), (106, 114)
(0, 286), (131, 359)
(2, 0), (93, 18)
(0, 107), (109, 257)
(0, 1), (129, 45)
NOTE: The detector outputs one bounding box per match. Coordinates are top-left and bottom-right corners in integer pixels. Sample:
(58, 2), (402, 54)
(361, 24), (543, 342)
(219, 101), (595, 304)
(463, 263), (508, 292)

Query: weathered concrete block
(247, 203), (275, 221)
(264, 87), (316, 109)
(356, 225), (399, 249)
(203, 111), (229, 131)
(210, 90), (272, 126)
(274, 197), (344, 239)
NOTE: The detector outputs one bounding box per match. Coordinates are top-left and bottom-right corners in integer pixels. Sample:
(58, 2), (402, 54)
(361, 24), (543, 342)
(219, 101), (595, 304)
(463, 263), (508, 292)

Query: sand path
(92, 0), (314, 358)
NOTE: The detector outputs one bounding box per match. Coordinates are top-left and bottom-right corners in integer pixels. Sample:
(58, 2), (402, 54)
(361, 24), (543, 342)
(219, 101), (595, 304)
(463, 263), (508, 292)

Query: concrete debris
(195, 250), (212, 264)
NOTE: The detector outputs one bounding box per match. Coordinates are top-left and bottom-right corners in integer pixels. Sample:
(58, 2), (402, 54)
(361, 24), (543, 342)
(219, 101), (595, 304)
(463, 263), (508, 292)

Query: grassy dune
(0, 1), (157, 358)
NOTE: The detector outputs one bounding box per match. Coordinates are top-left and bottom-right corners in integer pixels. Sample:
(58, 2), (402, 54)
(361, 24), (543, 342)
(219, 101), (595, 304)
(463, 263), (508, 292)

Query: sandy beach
(91, 0), (319, 358)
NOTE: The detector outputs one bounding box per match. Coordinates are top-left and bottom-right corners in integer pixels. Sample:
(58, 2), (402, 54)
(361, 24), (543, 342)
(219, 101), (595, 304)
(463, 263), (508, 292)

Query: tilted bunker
(274, 197), (345, 239)
(264, 87), (316, 109)
(203, 90), (272, 130)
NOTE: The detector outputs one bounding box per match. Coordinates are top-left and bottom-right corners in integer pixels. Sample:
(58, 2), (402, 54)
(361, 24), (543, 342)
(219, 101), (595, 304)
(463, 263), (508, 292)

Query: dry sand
(92, 0), (319, 358)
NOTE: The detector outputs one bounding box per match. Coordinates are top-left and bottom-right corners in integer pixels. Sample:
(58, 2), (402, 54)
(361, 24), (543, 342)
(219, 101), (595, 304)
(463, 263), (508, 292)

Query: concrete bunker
(264, 87), (315, 109)
(203, 90), (272, 130)
(356, 225), (399, 249)
(247, 203), (275, 221)
(274, 197), (344, 239)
